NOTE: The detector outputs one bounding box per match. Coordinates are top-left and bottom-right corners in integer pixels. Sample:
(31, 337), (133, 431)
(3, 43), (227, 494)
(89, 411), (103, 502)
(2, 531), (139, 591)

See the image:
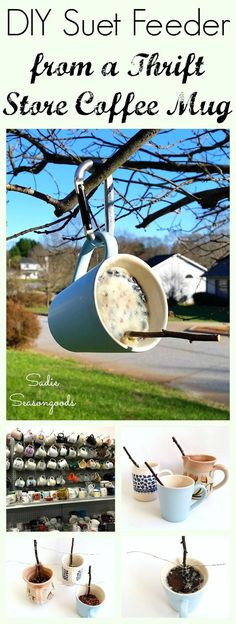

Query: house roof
(205, 255), (229, 279)
(147, 254), (172, 267)
(147, 253), (207, 271)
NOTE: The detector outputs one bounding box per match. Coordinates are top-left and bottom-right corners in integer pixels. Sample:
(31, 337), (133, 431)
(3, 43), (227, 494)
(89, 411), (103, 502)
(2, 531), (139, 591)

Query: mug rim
(22, 564), (53, 585)
(94, 253), (168, 352)
(75, 583), (105, 605)
(62, 553), (84, 568)
(183, 454), (217, 464)
(160, 557), (209, 596)
(132, 460), (160, 473)
(161, 474), (194, 489)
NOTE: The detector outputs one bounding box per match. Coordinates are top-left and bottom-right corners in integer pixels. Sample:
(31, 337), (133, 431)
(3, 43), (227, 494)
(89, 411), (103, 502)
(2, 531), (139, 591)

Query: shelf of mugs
(7, 509), (115, 532)
(6, 428), (115, 507)
(7, 495), (115, 510)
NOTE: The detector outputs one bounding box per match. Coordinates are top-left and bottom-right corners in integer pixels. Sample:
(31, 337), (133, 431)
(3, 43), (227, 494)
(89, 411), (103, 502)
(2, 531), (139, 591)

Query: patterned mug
(182, 454), (229, 496)
(61, 554), (84, 586)
(132, 461), (173, 501)
(22, 565), (55, 604)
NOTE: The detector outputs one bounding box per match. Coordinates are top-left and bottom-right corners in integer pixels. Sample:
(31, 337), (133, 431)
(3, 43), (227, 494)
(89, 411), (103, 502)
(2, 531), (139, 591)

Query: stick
(70, 537), (74, 567)
(172, 437), (185, 457)
(34, 539), (41, 579)
(87, 565), (92, 596)
(144, 461), (164, 486)
(123, 446), (139, 468)
(181, 536), (188, 568)
(127, 329), (220, 343)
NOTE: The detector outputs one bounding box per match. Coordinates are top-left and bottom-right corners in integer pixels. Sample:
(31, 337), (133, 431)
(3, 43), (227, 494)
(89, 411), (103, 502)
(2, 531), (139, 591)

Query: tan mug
(182, 454), (228, 495)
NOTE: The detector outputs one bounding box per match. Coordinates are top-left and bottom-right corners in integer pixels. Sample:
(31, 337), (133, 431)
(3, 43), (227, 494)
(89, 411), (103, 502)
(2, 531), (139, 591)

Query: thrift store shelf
(7, 496), (115, 510)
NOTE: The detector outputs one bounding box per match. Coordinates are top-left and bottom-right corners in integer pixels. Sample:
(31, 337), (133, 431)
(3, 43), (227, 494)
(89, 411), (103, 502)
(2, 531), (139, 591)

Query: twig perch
(144, 462), (164, 486)
(34, 539), (41, 579)
(123, 446), (139, 468)
(172, 437), (185, 457)
(87, 565), (92, 596)
(127, 329), (220, 343)
(70, 537), (74, 567)
(181, 536), (188, 568)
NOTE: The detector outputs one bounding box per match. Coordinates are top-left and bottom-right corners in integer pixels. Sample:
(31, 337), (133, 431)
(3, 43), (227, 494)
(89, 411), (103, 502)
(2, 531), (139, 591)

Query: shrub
(16, 290), (47, 307)
(7, 299), (40, 349)
(193, 292), (229, 306)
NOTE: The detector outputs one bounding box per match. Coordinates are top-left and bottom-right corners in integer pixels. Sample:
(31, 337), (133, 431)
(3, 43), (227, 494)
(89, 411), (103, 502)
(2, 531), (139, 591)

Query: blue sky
(6, 128), (228, 247)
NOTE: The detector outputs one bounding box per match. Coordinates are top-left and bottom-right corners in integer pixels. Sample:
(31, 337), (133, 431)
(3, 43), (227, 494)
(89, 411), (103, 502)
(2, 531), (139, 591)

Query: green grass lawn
(7, 350), (229, 421)
(169, 304), (229, 323)
(28, 305), (48, 315)
(28, 304), (229, 324)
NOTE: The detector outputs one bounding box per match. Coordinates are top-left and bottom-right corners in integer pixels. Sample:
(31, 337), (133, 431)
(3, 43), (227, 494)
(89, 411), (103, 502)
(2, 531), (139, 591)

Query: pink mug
(182, 454), (228, 495)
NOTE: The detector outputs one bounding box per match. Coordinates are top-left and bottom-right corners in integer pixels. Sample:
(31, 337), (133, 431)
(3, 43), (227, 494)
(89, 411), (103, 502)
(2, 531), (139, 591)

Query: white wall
(7, 421), (115, 438)
(152, 255), (206, 301)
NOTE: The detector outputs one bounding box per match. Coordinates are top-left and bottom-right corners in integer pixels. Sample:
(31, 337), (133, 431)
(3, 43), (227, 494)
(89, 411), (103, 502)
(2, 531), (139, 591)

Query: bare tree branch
(6, 129), (229, 252)
(136, 186), (229, 228)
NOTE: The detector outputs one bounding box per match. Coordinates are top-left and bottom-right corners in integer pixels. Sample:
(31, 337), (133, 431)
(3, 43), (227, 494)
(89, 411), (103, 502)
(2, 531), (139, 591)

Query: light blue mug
(161, 558), (208, 617)
(75, 584), (105, 618)
(158, 475), (207, 522)
(48, 231), (168, 353)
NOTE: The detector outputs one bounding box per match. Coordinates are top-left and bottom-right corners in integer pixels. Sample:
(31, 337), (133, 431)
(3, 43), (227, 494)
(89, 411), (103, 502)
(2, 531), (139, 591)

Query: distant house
(19, 258), (44, 280)
(146, 253), (207, 303)
(205, 255), (229, 300)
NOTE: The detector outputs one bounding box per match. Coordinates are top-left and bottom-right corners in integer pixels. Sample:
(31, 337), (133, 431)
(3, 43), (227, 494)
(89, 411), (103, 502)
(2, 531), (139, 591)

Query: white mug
(22, 492), (31, 504)
(57, 458), (68, 469)
(15, 477), (25, 488)
(132, 462), (173, 501)
(45, 431), (57, 445)
(47, 458), (57, 470)
(47, 445), (58, 458)
(100, 487), (107, 497)
(47, 476), (56, 487)
(13, 457), (24, 470)
(67, 432), (77, 444)
(6, 492), (17, 505)
(25, 458), (36, 470)
(15, 441), (24, 454)
(24, 429), (34, 444)
(35, 445), (46, 458)
(89, 519), (100, 531)
(60, 444), (68, 457)
(62, 554), (84, 585)
(36, 460), (46, 471)
(48, 232), (168, 353)
(37, 475), (47, 486)
(68, 447), (77, 458)
(78, 489), (87, 499)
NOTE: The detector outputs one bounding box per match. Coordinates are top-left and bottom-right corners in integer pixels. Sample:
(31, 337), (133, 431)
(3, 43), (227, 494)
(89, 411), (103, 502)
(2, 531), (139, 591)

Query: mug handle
(212, 464), (229, 491)
(73, 231), (118, 281)
(180, 599), (189, 618)
(190, 483), (207, 510)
